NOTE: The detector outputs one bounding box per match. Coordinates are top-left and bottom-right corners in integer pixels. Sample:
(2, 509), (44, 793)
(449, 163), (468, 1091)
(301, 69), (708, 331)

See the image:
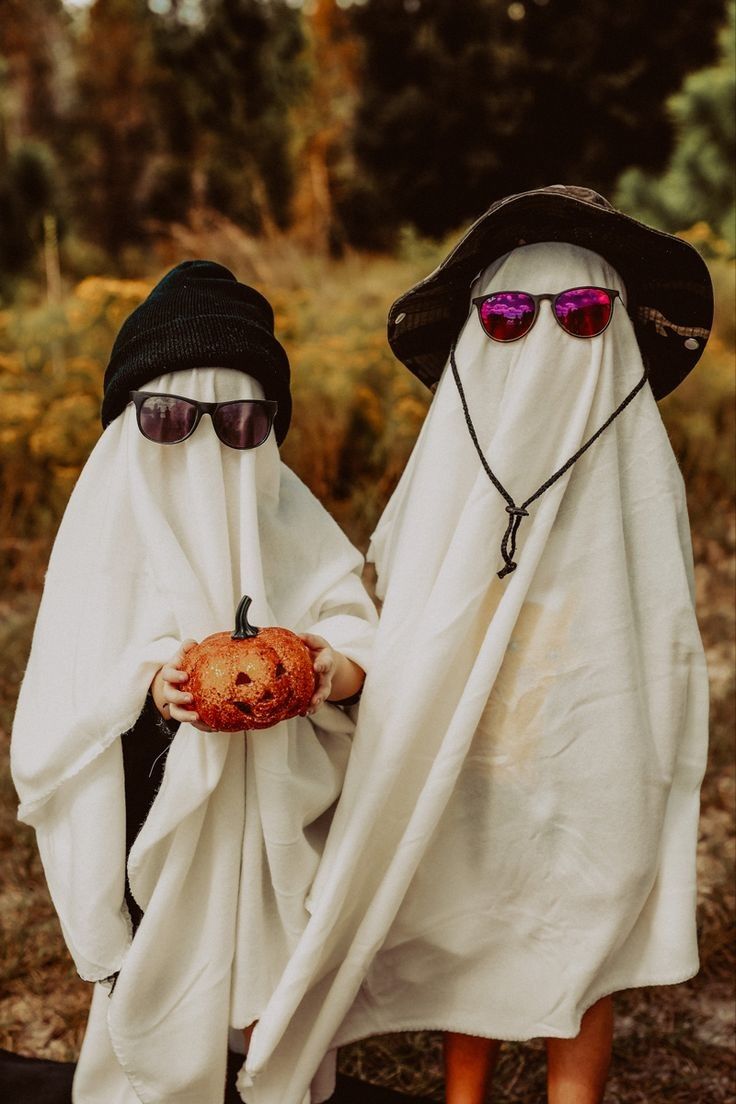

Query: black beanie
(101, 260), (292, 444)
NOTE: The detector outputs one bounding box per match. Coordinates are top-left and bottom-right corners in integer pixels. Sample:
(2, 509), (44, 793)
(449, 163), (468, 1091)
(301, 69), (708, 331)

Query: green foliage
(616, 0), (736, 253)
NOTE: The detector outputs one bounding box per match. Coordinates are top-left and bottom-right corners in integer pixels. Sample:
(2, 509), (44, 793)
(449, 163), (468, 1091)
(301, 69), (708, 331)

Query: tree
(616, 0), (735, 252)
(289, 0), (362, 252)
(342, 0), (727, 244)
(0, 0), (69, 284)
(66, 0), (168, 253)
(0, 136), (57, 287)
(65, 0), (308, 253)
(342, 0), (526, 244)
(0, 0), (70, 147)
(167, 0), (309, 231)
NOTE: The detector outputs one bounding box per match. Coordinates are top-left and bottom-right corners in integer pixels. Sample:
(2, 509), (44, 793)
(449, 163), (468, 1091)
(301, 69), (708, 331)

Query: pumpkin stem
(232, 595), (260, 640)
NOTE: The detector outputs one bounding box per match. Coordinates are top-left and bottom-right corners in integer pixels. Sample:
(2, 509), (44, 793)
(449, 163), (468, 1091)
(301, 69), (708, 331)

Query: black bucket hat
(388, 185), (713, 401)
(101, 260), (292, 444)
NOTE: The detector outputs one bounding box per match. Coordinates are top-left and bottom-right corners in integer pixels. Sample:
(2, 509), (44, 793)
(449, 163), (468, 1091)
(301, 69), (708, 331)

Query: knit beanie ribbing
(101, 260), (292, 444)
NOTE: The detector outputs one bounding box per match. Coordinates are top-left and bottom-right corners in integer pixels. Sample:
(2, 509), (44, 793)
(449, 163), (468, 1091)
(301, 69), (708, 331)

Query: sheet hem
(331, 964), (700, 1047)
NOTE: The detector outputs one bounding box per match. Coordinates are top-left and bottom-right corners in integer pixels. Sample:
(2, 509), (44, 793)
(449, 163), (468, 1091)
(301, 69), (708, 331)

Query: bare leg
(444, 1031), (502, 1104)
(242, 1021), (257, 1053)
(546, 996), (613, 1104)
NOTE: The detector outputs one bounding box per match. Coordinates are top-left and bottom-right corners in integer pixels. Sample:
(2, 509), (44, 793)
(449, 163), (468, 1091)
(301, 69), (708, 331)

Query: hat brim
(388, 189), (713, 400)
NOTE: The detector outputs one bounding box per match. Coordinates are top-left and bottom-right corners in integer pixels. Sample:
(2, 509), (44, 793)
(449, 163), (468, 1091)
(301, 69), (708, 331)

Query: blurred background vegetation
(0, 0), (734, 1100)
(0, 0), (733, 577)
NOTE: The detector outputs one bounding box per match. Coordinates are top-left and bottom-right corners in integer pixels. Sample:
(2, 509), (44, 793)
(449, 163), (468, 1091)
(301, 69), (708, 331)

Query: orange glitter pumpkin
(182, 596), (316, 731)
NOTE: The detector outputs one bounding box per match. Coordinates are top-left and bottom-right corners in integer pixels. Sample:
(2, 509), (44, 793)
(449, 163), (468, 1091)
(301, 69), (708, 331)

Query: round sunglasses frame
(129, 390), (279, 449)
(471, 286), (622, 342)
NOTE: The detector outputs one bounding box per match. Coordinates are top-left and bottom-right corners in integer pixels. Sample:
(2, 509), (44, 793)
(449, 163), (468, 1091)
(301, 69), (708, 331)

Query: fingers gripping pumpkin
(182, 596), (317, 731)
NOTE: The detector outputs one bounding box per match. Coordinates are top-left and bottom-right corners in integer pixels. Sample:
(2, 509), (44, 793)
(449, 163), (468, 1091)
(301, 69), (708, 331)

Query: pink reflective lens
(554, 287), (613, 337)
(479, 292), (537, 341)
(476, 286), (617, 342)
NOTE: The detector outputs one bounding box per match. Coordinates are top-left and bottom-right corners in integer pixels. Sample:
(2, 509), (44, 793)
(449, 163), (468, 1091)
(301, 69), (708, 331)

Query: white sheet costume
(11, 368), (377, 1104)
(241, 243), (708, 1104)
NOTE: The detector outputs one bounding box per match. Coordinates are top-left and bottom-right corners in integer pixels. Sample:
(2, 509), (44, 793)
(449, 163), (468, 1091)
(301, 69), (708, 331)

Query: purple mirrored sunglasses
(472, 286), (622, 342)
(129, 391), (278, 449)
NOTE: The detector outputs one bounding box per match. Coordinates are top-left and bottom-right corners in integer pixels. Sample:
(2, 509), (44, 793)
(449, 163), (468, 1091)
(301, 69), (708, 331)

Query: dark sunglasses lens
(555, 288), (613, 337)
(139, 395), (197, 442)
(213, 402), (272, 449)
(479, 293), (537, 341)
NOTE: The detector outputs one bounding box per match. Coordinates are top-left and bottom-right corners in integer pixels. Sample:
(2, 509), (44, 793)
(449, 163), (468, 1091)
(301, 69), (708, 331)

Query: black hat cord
(449, 343), (648, 579)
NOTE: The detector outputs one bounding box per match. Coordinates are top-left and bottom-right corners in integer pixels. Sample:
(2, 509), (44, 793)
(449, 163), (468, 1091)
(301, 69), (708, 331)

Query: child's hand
(299, 633), (337, 714)
(150, 640), (216, 733)
(299, 633), (365, 715)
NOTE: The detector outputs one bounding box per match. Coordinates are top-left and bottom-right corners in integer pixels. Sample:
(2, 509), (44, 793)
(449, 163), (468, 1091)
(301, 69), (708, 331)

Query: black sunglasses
(129, 391), (278, 450)
(472, 286), (622, 342)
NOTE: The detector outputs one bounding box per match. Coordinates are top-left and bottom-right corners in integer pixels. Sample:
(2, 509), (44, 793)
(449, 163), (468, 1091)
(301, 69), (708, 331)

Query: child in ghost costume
(10, 261), (377, 1104)
(238, 187), (713, 1104)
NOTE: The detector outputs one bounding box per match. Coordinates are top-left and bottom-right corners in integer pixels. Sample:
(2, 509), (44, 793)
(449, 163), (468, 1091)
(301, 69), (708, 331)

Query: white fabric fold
(241, 243), (708, 1103)
(11, 368), (377, 1103)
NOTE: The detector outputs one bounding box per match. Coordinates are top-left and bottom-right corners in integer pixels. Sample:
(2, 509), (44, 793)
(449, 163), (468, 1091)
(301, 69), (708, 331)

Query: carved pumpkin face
(182, 597), (316, 731)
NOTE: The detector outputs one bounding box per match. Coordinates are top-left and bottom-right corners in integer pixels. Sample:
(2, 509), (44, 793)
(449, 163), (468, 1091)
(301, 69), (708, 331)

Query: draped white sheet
(11, 368), (377, 1104)
(241, 243), (708, 1104)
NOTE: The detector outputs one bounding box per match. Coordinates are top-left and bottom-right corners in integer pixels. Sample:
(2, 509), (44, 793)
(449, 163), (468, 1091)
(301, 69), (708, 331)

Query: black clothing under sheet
(120, 694), (177, 931)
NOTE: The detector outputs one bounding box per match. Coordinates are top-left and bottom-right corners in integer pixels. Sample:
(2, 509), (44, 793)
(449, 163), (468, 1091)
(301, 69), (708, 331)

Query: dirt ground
(0, 525), (733, 1102)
